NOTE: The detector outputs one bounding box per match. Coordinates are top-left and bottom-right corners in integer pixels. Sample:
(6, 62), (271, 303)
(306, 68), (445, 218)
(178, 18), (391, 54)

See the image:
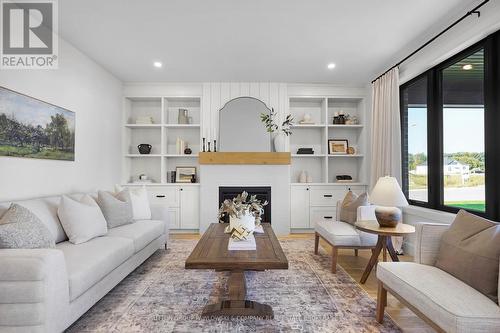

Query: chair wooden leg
(376, 281), (387, 323)
(331, 247), (338, 273)
(354, 249), (358, 256)
(314, 233), (320, 255)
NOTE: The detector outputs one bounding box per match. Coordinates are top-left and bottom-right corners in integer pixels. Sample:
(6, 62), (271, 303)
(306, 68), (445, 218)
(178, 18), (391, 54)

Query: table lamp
(370, 176), (409, 227)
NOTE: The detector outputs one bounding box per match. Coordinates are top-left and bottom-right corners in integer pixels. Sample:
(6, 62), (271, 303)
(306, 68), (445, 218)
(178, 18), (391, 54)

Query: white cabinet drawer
(345, 185), (366, 193)
(310, 207), (337, 227)
(148, 187), (179, 207)
(310, 188), (345, 206)
(168, 207), (180, 229)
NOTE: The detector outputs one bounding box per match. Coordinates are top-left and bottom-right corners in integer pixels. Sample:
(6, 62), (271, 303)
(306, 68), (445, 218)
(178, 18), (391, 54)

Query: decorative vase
(229, 210), (256, 232)
(178, 109), (188, 124)
(299, 170), (307, 183)
(273, 133), (286, 152)
(137, 144), (152, 154)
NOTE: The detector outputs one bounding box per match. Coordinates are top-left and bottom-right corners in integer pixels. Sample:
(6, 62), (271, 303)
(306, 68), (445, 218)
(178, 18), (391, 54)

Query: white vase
(299, 170), (307, 183)
(273, 133), (286, 152)
(229, 210), (256, 232)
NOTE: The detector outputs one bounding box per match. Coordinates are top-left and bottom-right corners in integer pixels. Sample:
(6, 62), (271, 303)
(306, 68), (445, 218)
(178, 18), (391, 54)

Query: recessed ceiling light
(462, 64), (473, 70)
(153, 61), (163, 68)
(327, 63), (336, 70)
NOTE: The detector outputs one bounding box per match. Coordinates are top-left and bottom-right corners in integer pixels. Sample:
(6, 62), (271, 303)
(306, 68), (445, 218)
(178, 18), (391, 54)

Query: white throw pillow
(58, 195), (108, 244)
(115, 185), (151, 220)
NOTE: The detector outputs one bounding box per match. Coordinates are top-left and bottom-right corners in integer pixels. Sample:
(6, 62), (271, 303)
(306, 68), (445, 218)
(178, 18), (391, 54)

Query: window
(441, 49), (485, 212)
(401, 30), (500, 219)
(401, 76), (428, 203)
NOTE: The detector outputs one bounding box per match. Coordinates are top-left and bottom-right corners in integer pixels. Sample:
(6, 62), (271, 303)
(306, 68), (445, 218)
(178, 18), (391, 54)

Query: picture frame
(0, 86), (76, 161)
(175, 166), (196, 183)
(328, 139), (348, 154)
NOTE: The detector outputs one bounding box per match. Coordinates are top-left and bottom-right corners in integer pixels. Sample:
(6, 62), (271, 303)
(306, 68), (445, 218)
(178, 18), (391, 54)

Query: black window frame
(400, 30), (500, 220)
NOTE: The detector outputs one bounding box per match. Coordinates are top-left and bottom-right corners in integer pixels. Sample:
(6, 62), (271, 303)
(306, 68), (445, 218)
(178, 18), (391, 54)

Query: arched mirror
(218, 97), (271, 152)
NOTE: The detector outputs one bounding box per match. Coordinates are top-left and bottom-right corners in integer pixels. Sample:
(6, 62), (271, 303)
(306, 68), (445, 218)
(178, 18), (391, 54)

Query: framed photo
(0, 86), (75, 161)
(328, 139), (348, 154)
(176, 166), (196, 183)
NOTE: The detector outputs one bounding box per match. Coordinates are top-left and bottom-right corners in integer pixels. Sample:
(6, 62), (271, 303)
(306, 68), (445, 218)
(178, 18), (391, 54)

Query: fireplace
(218, 186), (271, 223)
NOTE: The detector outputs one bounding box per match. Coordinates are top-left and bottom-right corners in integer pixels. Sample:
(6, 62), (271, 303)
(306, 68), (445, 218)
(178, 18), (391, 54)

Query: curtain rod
(371, 0), (490, 84)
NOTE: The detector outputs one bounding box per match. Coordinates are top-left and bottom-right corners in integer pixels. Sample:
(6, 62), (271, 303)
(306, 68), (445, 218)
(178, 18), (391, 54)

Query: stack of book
(228, 234), (256, 251)
(296, 148), (314, 154)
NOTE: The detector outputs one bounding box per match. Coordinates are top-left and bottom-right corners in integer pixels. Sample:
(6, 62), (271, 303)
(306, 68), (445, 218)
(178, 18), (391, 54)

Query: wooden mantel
(199, 152), (291, 165)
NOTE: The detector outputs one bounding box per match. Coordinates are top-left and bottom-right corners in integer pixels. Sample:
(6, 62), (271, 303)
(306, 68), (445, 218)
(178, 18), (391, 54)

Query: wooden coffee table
(355, 220), (415, 284)
(185, 223), (288, 318)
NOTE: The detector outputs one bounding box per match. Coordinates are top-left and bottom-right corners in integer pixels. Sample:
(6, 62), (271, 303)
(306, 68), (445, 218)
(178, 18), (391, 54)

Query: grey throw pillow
(0, 203), (55, 249)
(435, 210), (500, 303)
(339, 191), (369, 225)
(97, 190), (133, 228)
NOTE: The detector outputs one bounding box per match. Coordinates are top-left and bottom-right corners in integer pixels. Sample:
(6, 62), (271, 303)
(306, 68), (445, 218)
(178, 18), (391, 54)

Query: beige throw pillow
(435, 210), (500, 303)
(339, 191), (369, 225)
(97, 190), (133, 228)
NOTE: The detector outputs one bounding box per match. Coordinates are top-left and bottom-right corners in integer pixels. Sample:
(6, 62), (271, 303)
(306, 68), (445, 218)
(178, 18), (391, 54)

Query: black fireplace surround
(218, 186), (271, 223)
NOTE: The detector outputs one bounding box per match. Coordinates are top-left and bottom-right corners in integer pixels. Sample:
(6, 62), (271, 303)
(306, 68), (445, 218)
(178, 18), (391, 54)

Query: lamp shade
(370, 176), (409, 207)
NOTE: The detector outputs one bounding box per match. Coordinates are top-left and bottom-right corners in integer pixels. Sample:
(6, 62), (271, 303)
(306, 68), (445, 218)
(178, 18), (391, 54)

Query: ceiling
(59, 0), (478, 84)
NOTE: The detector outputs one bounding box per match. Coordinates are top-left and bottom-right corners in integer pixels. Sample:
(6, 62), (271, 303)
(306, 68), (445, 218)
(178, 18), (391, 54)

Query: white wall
(0, 39), (123, 201)
(399, 0), (500, 84)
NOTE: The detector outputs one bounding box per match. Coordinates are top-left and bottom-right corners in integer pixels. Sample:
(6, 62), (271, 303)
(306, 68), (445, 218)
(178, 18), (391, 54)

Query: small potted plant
(218, 191), (268, 232)
(260, 108), (293, 152)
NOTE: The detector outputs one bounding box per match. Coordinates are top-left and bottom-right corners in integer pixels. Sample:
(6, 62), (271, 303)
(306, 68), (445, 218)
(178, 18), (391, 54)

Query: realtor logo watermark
(1, 0), (58, 69)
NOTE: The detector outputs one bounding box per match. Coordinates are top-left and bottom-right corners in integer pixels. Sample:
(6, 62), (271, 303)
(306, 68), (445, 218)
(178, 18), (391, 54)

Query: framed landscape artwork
(328, 139), (348, 154)
(176, 166), (196, 183)
(0, 86), (75, 161)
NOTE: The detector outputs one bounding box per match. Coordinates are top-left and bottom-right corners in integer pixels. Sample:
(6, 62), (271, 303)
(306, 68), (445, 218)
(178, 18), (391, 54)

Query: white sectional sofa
(376, 222), (500, 333)
(0, 193), (169, 333)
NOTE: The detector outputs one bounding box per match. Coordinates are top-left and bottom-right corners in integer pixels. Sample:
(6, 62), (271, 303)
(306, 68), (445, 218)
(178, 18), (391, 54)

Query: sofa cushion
(315, 220), (361, 246)
(57, 236), (134, 301)
(58, 195), (108, 244)
(97, 190), (133, 228)
(0, 196), (67, 243)
(435, 209), (500, 303)
(0, 204), (55, 249)
(339, 191), (369, 225)
(107, 220), (164, 253)
(377, 262), (500, 332)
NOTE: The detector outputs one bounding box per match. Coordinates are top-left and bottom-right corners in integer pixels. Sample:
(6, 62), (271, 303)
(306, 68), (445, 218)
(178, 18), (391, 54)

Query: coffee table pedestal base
(201, 270), (274, 319)
(201, 300), (274, 319)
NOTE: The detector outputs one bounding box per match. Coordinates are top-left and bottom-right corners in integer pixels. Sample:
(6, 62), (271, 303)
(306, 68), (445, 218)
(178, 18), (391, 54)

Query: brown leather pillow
(435, 210), (500, 303)
(339, 191), (368, 225)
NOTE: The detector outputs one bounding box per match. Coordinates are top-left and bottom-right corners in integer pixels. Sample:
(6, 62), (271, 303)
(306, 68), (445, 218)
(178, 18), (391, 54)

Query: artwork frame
(328, 139), (348, 155)
(175, 166), (196, 183)
(0, 86), (75, 161)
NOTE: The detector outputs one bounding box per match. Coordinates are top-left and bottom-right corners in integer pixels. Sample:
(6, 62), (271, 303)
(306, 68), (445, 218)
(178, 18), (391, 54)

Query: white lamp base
(375, 206), (402, 227)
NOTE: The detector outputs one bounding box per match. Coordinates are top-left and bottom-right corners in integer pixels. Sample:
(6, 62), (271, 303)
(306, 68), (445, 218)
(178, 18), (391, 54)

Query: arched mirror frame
(217, 96), (273, 152)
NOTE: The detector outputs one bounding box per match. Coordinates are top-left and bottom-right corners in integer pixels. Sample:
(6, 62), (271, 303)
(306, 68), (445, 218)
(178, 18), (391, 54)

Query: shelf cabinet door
(168, 207), (180, 229)
(179, 187), (199, 229)
(291, 186), (310, 228)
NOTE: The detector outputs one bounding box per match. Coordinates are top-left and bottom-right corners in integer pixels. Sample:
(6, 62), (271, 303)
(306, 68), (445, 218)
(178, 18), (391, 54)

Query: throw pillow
(115, 185), (151, 220)
(339, 191), (369, 225)
(97, 190), (133, 228)
(57, 195), (108, 244)
(435, 209), (500, 303)
(0, 203), (55, 249)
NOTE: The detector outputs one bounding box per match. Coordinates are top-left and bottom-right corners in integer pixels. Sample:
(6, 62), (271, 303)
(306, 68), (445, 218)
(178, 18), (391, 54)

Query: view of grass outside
(408, 108), (485, 212)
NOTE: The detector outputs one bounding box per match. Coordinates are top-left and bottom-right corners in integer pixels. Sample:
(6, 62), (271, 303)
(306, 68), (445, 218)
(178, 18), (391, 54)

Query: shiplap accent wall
(202, 82), (288, 148)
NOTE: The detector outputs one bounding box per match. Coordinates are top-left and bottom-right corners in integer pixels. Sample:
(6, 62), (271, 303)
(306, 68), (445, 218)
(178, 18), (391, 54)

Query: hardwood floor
(172, 232), (435, 332)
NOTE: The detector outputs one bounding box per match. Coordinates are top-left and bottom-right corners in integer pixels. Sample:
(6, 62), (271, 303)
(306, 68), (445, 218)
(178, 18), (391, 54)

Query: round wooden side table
(355, 220), (415, 284)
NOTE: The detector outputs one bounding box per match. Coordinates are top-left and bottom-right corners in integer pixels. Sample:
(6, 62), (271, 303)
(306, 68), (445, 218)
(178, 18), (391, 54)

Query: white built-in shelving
(122, 96), (202, 185)
(288, 96), (367, 185)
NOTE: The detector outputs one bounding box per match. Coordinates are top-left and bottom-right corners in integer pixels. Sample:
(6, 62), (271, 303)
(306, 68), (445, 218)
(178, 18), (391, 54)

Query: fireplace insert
(218, 186), (271, 223)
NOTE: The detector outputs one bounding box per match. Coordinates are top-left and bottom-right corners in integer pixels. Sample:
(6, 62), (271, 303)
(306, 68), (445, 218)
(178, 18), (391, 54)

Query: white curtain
(370, 67), (402, 187)
(370, 68), (404, 253)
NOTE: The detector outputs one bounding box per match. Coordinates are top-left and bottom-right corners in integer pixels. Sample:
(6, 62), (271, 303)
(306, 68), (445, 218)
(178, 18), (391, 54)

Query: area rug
(66, 239), (401, 332)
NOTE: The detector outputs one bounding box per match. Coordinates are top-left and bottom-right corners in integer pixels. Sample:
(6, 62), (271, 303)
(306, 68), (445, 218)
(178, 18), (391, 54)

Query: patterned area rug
(67, 239), (401, 332)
